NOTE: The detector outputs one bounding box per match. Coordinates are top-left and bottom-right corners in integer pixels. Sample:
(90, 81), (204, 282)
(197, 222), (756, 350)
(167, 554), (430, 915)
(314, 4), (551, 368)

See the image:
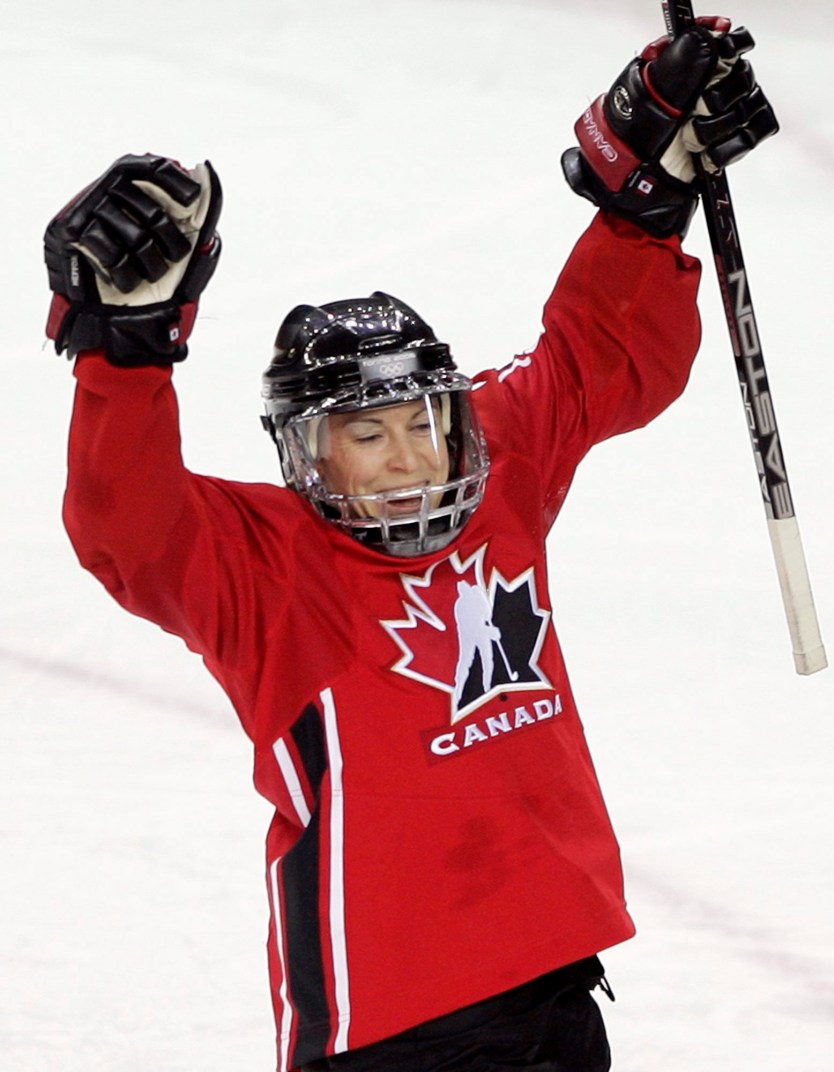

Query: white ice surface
(2, 1), (834, 1069)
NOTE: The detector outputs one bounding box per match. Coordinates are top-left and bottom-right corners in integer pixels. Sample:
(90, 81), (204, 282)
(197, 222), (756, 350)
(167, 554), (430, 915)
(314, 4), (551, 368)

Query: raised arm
(476, 16), (778, 521)
(46, 155), (285, 678)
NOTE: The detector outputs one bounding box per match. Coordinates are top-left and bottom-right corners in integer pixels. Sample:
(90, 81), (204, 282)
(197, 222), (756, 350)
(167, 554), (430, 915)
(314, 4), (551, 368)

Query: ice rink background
(2, 0), (833, 1068)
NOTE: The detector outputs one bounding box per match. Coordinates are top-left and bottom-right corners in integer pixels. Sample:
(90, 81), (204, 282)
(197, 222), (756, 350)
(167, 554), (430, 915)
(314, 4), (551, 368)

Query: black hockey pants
(300, 956), (612, 1072)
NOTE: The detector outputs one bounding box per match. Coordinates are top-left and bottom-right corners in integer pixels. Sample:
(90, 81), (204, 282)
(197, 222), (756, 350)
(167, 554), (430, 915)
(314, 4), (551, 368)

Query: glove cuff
(50, 297), (197, 366)
(561, 148), (699, 239)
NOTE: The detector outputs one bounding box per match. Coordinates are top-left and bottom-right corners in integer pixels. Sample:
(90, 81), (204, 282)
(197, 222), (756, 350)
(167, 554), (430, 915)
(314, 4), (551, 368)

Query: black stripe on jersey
(283, 702), (332, 1066)
(283, 808), (332, 1066)
(291, 702), (328, 800)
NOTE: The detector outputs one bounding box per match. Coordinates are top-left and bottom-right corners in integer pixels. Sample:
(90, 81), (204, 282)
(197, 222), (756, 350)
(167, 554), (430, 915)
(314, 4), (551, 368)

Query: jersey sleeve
(473, 211), (702, 525)
(63, 354), (293, 722)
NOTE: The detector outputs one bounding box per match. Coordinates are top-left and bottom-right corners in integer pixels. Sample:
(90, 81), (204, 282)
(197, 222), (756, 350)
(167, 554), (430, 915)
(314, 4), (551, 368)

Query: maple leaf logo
(381, 544), (552, 723)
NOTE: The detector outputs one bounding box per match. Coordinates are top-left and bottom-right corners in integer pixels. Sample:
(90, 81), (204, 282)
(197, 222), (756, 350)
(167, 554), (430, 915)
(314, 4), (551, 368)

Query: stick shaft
(661, 1), (827, 673)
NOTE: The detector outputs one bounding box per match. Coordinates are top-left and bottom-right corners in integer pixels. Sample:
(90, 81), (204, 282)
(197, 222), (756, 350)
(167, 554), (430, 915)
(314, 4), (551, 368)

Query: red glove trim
(46, 293), (71, 341)
(642, 64), (683, 118)
(698, 14), (731, 34)
(177, 300), (198, 344)
(575, 96), (641, 192)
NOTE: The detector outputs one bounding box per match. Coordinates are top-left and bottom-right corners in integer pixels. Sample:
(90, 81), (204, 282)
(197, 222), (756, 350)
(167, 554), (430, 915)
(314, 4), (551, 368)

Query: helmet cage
(280, 376), (489, 556)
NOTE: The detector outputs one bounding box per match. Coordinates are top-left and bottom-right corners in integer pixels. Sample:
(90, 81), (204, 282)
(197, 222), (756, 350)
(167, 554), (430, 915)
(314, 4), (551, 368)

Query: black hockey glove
(44, 153), (222, 366)
(561, 16), (778, 238)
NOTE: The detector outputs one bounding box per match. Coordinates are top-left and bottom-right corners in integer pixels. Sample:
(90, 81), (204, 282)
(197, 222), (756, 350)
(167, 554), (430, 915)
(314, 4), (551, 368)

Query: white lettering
(513, 706), (535, 727)
(533, 698), (554, 721)
(485, 713), (512, 737)
(739, 316), (760, 358)
(730, 269), (762, 360)
(753, 391), (776, 437)
(729, 269), (791, 516)
(580, 109), (618, 163)
(731, 268), (751, 320)
(764, 435), (788, 484)
(430, 732), (459, 756)
(463, 724), (488, 747)
(427, 694), (564, 762)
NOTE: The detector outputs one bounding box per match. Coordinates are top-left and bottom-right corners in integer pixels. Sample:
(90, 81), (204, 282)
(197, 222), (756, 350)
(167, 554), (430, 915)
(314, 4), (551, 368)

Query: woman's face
(316, 399), (450, 518)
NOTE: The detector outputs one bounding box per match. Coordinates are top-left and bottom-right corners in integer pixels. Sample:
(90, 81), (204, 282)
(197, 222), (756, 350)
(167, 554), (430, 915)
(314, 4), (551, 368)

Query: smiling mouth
(368, 485), (431, 514)
(373, 490), (420, 510)
(384, 493), (424, 514)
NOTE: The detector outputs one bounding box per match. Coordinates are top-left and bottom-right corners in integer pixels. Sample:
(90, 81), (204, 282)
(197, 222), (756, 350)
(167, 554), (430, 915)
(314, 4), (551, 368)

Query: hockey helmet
(261, 292), (489, 556)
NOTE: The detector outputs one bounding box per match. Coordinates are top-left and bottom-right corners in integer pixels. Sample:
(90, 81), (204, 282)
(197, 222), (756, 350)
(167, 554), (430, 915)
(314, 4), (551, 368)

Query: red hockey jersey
(63, 213), (701, 1070)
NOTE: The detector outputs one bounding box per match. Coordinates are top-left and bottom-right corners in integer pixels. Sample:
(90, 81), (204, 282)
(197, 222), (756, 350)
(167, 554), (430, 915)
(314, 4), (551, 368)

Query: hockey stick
(661, 0), (827, 675)
(495, 637), (519, 682)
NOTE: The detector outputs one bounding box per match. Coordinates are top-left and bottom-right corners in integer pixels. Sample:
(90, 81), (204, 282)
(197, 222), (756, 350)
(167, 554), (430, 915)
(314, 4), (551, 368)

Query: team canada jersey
(63, 213), (701, 1070)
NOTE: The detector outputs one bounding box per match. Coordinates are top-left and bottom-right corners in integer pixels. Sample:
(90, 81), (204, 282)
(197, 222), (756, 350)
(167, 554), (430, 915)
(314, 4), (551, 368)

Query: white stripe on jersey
(321, 687), (351, 1052)
(497, 354), (533, 382)
(273, 737), (313, 827)
(269, 859), (294, 1072)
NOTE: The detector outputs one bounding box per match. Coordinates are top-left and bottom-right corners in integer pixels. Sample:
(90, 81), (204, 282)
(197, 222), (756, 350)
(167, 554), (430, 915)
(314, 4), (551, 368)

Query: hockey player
(45, 17), (777, 1072)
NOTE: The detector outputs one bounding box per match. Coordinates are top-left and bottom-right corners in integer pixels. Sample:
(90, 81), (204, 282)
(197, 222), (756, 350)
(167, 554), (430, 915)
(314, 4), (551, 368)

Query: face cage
(281, 389), (490, 557)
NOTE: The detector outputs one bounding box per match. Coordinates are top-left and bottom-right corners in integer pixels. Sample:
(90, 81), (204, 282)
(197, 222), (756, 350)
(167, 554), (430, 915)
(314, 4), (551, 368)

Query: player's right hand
(44, 153), (222, 366)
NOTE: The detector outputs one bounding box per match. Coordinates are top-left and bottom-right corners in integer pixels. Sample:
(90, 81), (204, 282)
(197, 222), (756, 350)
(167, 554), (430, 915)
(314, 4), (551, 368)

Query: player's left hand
(561, 16), (778, 237)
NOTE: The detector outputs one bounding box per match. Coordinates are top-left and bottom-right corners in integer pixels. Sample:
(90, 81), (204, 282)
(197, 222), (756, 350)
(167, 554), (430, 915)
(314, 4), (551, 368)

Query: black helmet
(261, 292), (489, 556)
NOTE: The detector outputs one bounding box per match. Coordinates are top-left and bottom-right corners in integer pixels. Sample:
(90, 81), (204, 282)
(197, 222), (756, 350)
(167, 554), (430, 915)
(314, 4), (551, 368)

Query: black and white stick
(662, 0), (826, 674)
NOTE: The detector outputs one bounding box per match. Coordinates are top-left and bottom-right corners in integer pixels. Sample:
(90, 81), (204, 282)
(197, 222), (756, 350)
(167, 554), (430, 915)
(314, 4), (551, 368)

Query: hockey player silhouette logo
(453, 579), (515, 710)
(382, 544), (552, 723)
